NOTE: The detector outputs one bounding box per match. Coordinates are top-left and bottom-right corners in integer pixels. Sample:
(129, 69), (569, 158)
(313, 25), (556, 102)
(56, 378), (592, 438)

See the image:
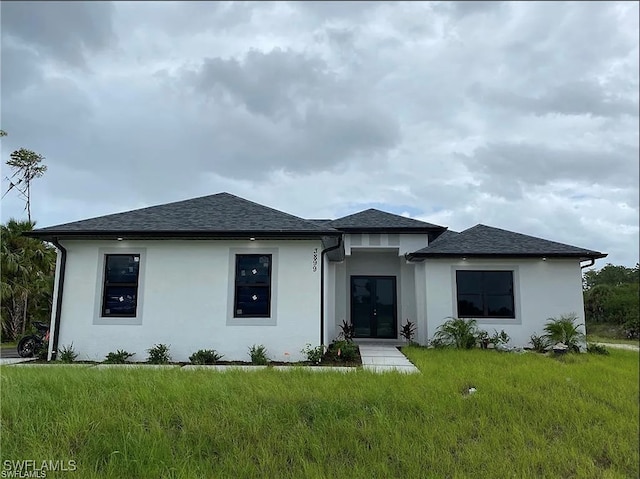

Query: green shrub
(36, 342), (49, 360)
(248, 344), (269, 365)
(584, 283), (639, 325)
(433, 317), (478, 349)
(400, 320), (417, 343)
(337, 320), (355, 342)
(301, 344), (324, 364)
(623, 315), (639, 340)
(587, 343), (610, 355)
(477, 330), (491, 349)
(491, 329), (510, 346)
(58, 343), (78, 363)
(104, 349), (135, 364)
(326, 340), (358, 362)
(189, 349), (223, 365)
(543, 313), (585, 353)
(428, 337), (447, 348)
(529, 334), (549, 353)
(147, 344), (172, 364)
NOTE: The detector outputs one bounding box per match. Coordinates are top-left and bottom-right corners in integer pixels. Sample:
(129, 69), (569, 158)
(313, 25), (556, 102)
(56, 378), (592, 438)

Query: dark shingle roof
(27, 192), (340, 239)
(409, 224), (606, 260)
(326, 208), (445, 232)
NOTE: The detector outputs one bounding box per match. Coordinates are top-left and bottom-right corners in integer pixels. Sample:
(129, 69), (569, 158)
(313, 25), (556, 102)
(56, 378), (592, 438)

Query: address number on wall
(312, 248), (318, 272)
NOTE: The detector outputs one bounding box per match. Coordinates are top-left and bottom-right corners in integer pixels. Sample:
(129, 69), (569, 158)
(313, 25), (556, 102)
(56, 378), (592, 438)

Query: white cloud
(1, 1), (637, 267)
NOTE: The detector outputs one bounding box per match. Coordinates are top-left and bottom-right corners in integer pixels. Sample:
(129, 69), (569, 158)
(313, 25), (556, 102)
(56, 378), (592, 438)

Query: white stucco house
(26, 192), (606, 362)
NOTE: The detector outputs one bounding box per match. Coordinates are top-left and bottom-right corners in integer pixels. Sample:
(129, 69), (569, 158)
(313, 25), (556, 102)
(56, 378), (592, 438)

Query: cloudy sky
(1, 1), (638, 267)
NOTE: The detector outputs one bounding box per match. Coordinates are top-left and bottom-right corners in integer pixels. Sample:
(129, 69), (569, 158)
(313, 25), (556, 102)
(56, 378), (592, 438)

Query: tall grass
(1, 349), (638, 478)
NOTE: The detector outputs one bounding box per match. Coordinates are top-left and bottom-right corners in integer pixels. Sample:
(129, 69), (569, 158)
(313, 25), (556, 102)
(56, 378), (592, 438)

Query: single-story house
(26, 192), (606, 361)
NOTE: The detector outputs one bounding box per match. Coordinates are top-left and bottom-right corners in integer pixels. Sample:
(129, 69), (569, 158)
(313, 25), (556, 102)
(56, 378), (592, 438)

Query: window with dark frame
(456, 270), (515, 318)
(234, 254), (272, 318)
(102, 254), (140, 317)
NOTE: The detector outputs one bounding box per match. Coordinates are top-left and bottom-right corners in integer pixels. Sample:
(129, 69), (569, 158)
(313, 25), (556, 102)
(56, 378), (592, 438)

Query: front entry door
(351, 276), (397, 338)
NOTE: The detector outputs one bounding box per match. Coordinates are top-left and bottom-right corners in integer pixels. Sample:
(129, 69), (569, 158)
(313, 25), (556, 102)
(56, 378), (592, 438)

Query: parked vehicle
(17, 322), (50, 358)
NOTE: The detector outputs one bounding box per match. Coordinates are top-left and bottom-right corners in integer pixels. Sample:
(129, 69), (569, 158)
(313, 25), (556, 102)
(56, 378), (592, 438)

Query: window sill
(226, 317), (277, 326)
(470, 317), (521, 325)
(93, 317), (143, 326)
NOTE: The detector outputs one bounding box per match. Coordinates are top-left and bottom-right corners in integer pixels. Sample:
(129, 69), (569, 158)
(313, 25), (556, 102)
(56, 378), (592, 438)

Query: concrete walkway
(596, 342), (639, 351)
(0, 357), (36, 365)
(358, 344), (420, 374)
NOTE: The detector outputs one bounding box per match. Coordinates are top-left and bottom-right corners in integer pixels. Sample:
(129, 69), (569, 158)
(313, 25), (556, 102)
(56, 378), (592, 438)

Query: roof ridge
(328, 207), (445, 230)
(410, 223), (605, 259)
(41, 192), (233, 229)
(33, 192), (339, 234)
(217, 193), (337, 232)
(465, 223), (598, 249)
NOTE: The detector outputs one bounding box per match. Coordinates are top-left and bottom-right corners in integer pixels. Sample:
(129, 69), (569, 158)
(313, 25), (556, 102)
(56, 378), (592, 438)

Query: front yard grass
(1, 348), (638, 478)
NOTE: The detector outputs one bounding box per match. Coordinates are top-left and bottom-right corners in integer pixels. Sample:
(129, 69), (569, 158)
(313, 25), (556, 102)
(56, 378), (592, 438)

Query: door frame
(349, 275), (398, 339)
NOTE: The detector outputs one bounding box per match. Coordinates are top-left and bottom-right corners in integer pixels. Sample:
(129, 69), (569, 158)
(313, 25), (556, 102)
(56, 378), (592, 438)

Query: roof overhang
(23, 230), (343, 242)
(337, 226), (447, 234)
(405, 252), (608, 262)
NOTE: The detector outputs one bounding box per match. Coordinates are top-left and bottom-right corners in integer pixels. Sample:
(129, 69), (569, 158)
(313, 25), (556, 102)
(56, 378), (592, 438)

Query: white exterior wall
(47, 249), (63, 361)
(413, 261), (427, 345)
(423, 258), (586, 346)
(55, 239), (323, 362)
(323, 254), (337, 343)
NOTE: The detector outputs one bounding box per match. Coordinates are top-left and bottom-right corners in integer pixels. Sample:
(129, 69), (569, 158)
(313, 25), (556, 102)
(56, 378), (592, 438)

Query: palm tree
(433, 317), (479, 349)
(542, 313), (586, 353)
(1, 219), (56, 340)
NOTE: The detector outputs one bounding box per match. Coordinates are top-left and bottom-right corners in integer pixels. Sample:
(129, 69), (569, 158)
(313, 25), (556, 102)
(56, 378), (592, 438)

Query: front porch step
(353, 339), (406, 346)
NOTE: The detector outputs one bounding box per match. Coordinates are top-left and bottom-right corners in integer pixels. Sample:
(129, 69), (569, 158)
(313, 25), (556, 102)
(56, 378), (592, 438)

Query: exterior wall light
(542, 257), (547, 261)
(117, 237), (123, 241)
(249, 237), (256, 241)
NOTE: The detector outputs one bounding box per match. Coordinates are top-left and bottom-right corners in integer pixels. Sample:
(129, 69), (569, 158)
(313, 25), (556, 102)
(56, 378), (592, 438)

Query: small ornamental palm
(433, 318), (479, 349)
(543, 313), (585, 353)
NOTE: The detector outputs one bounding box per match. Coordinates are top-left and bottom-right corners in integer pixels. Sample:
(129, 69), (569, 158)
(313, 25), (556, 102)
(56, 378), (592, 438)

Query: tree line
(583, 263), (640, 339)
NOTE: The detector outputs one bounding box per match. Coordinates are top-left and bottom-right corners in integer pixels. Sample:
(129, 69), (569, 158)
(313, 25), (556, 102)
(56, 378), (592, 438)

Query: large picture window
(456, 270), (515, 318)
(234, 254), (272, 318)
(102, 254), (140, 317)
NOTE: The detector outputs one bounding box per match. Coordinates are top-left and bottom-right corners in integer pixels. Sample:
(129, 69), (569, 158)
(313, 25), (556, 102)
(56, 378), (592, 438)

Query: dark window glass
(456, 271), (514, 318)
(102, 254), (140, 317)
(103, 286), (138, 316)
(234, 254), (271, 317)
(457, 294), (483, 316)
(456, 271), (483, 294)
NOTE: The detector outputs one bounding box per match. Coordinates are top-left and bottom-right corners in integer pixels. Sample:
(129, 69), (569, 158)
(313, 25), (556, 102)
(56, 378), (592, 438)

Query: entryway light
(542, 257), (547, 261)
(117, 237), (123, 241)
(249, 237), (256, 241)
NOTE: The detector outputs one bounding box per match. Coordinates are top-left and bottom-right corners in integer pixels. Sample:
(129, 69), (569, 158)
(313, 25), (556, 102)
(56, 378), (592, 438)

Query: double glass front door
(350, 276), (397, 338)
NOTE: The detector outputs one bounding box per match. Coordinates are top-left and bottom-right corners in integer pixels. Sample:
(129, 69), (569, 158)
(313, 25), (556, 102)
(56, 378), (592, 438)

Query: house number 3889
(312, 248), (318, 272)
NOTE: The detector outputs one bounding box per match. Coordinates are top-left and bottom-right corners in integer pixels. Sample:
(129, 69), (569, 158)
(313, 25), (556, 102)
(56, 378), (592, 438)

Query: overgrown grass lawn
(2, 348), (638, 478)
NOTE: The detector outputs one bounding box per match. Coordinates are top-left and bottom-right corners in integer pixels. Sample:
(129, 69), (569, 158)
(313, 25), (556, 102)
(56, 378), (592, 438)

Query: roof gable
(28, 192), (339, 239)
(411, 224), (606, 259)
(326, 208), (445, 231)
